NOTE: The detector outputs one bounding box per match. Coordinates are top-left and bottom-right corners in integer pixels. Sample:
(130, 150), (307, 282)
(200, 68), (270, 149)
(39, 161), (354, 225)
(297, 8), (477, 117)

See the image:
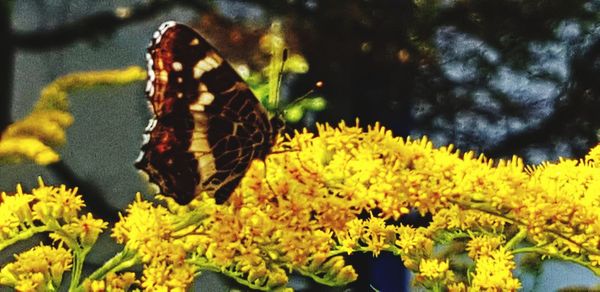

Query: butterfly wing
(136, 21), (274, 204)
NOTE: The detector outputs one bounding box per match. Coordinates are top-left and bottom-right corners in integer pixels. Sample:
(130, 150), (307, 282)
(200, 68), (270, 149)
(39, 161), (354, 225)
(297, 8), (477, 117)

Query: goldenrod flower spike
(0, 66), (146, 166)
(0, 137), (61, 165)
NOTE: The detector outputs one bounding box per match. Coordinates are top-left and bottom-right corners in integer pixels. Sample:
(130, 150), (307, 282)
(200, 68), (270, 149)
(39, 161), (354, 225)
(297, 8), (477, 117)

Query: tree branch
(0, 1), (15, 133)
(13, 0), (210, 52)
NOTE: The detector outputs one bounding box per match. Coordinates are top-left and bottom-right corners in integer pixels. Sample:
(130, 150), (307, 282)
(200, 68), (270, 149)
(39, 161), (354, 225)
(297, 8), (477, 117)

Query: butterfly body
(136, 21), (281, 204)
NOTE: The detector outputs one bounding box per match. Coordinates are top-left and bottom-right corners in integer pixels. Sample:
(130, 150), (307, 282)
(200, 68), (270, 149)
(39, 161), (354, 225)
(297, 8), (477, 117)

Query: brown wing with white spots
(135, 22), (275, 204)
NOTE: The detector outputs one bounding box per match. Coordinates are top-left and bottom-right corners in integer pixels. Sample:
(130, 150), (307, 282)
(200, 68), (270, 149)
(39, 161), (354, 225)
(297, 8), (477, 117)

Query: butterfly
(135, 21), (283, 205)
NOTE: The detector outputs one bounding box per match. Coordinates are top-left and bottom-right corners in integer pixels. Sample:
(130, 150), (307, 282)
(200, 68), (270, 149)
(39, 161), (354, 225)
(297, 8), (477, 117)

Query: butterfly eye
(270, 116), (286, 135)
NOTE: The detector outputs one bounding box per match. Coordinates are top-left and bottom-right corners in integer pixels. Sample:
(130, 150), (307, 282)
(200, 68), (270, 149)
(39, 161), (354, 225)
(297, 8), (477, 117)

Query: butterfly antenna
(285, 80), (324, 109)
(275, 48), (288, 116)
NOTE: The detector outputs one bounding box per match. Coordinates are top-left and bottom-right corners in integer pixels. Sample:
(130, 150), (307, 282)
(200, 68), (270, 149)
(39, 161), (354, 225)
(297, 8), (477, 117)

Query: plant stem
(13, 0), (210, 51)
(69, 246), (91, 291)
(0, 226), (50, 251)
(171, 208), (211, 231)
(504, 228), (527, 250)
(512, 246), (600, 276)
(85, 248), (140, 281)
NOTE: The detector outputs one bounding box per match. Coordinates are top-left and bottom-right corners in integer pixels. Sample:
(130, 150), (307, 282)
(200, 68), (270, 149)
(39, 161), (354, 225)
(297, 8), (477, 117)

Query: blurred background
(1, 0), (600, 290)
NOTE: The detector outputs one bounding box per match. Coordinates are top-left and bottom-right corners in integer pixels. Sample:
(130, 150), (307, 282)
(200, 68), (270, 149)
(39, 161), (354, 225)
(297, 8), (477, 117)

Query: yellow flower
(141, 261), (196, 291)
(14, 272), (45, 292)
(447, 282), (467, 292)
(0, 137), (60, 165)
(2, 110), (73, 147)
(85, 271), (140, 292)
(105, 272), (138, 291)
(394, 225), (433, 270)
(417, 258), (454, 284)
(0, 185), (35, 240)
(0, 66), (146, 166)
(0, 244), (72, 291)
(112, 193), (175, 258)
(62, 213), (108, 246)
(336, 219), (364, 254)
(82, 279), (105, 292)
(361, 217), (396, 257)
(31, 180), (85, 223)
(466, 234), (505, 258)
(35, 66), (146, 113)
(471, 248), (521, 291)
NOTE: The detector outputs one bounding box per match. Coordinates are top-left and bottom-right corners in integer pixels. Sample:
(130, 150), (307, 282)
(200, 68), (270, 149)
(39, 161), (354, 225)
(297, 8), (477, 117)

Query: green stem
(186, 258), (221, 273)
(171, 209), (210, 231)
(504, 228), (528, 250)
(448, 199), (600, 255)
(512, 246), (600, 276)
(295, 266), (339, 287)
(188, 258), (273, 291)
(69, 246), (91, 291)
(85, 248), (140, 281)
(0, 226), (50, 251)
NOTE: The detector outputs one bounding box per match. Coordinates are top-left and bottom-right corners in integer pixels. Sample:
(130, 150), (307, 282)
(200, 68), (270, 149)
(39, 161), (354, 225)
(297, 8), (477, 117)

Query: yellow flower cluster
(0, 244), (72, 292)
(82, 272), (137, 292)
(111, 121), (600, 290)
(0, 178), (107, 291)
(111, 193), (213, 290)
(417, 258), (454, 288)
(470, 248), (521, 291)
(2, 122), (600, 290)
(0, 66), (145, 165)
(236, 121), (600, 289)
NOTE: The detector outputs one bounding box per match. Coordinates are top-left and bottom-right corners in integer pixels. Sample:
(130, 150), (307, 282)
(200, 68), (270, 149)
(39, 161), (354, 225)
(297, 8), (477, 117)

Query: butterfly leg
(262, 158), (278, 197)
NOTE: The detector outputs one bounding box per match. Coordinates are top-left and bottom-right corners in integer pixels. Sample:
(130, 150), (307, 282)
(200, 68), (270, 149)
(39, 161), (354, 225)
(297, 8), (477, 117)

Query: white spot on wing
(145, 80), (154, 96)
(205, 57), (220, 68)
(154, 21), (177, 44)
(148, 181), (161, 194)
(172, 62), (183, 71)
(157, 70), (168, 82)
(159, 21), (176, 32)
(135, 151), (144, 163)
(188, 110), (217, 195)
(198, 92), (215, 105)
(199, 83), (208, 92)
(145, 118), (157, 131)
(193, 51), (223, 79)
(146, 53), (155, 96)
(189, 103), (205, 112)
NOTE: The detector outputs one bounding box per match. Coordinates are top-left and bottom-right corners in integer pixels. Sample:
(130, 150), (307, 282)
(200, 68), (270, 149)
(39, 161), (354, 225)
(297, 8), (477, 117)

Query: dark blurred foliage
(202, 0), (600, 164)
